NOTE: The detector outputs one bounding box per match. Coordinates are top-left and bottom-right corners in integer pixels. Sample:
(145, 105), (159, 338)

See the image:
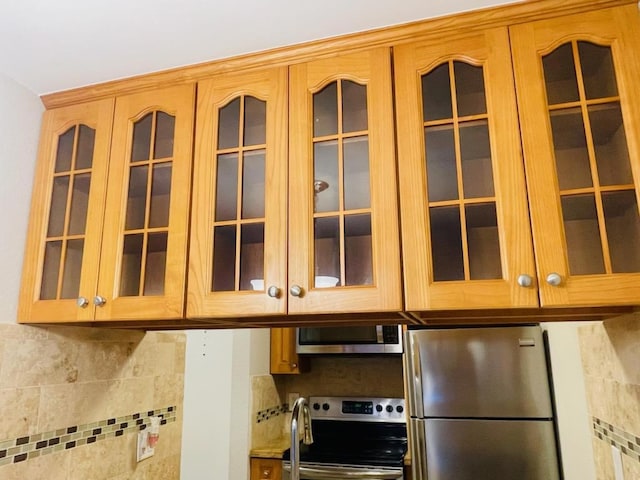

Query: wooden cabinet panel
(250, 457), (282, 480)
(511, 5), (640, 307)
(395, 28), (538, 310)
(270, 328), (307, 374)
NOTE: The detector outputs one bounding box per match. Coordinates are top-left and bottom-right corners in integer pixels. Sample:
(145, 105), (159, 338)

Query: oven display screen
(342, 401), (373, 415)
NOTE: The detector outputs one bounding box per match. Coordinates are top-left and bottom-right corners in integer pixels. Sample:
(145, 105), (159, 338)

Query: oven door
(282, 461), (404, 480)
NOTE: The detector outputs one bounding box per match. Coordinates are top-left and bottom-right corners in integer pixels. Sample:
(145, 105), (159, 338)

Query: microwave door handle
(376, 325), (384, 344)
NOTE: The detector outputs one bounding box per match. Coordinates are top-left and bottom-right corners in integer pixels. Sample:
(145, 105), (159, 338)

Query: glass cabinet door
(188, 68), (287, 318)
(288, 48), (402, 314)
(394, 29), (538, 310)
(19, 100), (114, 323)
(97, 85), (195, 320)
(511, 5), (640, 306)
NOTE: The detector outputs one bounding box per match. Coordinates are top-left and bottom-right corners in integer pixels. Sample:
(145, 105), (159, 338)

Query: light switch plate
(611, 445), (625, 480)
(137, 431), (155, 462)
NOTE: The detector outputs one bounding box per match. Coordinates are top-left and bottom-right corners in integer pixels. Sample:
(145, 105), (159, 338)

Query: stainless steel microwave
(296, 325), (403, 354)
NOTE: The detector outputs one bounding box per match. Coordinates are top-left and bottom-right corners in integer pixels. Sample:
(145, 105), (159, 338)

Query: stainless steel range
(282, 396), (407, 480)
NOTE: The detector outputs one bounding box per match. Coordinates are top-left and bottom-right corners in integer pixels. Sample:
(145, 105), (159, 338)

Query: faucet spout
(290, 397), (314, 480)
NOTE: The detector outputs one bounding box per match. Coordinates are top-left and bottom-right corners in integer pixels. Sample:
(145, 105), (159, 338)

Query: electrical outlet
(137, 431), (155, 462)
(288, 393), (300, 411)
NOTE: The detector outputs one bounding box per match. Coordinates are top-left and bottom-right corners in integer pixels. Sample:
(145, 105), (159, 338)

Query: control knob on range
(396, 405), (404, 413)
(386, 405), (394, 413)
(313, 403), (320, 411)
(322, 403), (330, 411)
(375, 404), (383, 413)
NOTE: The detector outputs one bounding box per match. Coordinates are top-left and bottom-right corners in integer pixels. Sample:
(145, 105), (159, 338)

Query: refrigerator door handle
(409, 418), (428, 480)
(405, 331), (424, 418)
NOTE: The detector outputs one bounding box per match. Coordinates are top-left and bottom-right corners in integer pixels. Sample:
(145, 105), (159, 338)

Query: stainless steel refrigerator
(405, 325), (561, 480)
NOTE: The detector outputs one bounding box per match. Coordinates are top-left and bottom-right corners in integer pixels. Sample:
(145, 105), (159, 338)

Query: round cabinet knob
(93, 295), (107, 307)
(289, 285), (304, 297)
(517, 274), (533, 288)
(546, 272), (562, 287)
(76, 297), (89, 308)
(267, 286), (281, 298)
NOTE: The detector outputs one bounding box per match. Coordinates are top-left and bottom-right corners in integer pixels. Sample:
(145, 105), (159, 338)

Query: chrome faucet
(290, 396), (314, 480)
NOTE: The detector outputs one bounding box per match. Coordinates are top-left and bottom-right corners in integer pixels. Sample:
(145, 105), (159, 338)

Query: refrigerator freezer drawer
(421, 418), (560, 480)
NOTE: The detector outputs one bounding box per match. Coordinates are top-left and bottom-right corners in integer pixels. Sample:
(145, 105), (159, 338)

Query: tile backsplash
(0, 323), (185, 479)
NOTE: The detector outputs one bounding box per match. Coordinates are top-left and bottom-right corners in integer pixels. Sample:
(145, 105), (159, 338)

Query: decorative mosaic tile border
(256, 404), (288, 423)
(0, 406), (177, 468)
(592, 417), (640, 463)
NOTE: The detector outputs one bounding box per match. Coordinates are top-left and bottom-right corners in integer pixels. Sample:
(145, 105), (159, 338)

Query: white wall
(542, 322), (597, 480)
(0, 72), (43, 324)
(181, 328), (270, 480)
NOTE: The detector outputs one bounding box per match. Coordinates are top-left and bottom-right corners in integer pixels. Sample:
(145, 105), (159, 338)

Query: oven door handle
(283, 464), (403, 479)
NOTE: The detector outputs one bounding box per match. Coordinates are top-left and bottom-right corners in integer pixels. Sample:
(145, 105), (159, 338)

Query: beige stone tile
(153, 373), (184, 409)
(0, 449), (70, 480)
(127, 339), (176, 378)
(75, 341), (137, 382)
(0, 386), (40, 440)
(174, 341), (186, 375)
(602, 313), (640, 385)
(0, 337), (80, 388)
(591, 436), (615, 480)
(38, 380), (112, 431)
(107, 377), (156, 419)
(0, 324), (49, 341)
(45, 325), (145, 344)
(622, 453), (640, 480)
(69, 436), (130, 480)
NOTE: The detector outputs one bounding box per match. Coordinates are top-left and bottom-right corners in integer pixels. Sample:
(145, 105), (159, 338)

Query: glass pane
(215, 153), (238, 221)
(561, 194), (605, 275)
(454, 62), (487, 117)
(430, 206), (464, 281)
(244, 97), (266, 146)
(47, 176), (69, 237)
(239, 223), (264, 291)
(143, 232), (167, 296)
(466, 203), (502, 280)
(314, 216), (341, 286)
(543, 43), (579, 105)
(242, 150), (265, 219)
(550, 108), (592, 190)
(314, 141), (339, 212)
(55, 127), (75, 173)
(76, 125), (95, 170)
(425, 126), (458, 202)
(149, 163), (172, 228)
(342, 81), (368, 133)
(590, 104), (633, 186)
(154, 112), (175, 159)
(460, 121), (494, 198)
(314, 82), (338, 137)
(61, 239), (84, 299)
(125, 165), (149, 230)
(120, 234), (143, 296)
(578, 42), (618, 100)
(343, 136), (370, 210)
(345, 214), (372, 286)
(602, 191), (640, 273)
(68, 174), (91, 235)
(212, 225), (237, 292)
(131, 113), (152, 162)
(40, 241), (62, 300)
(218, 98), (240, 150)
(422, 64), (452, 121)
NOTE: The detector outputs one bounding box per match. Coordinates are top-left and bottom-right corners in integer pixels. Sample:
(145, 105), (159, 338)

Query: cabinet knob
(77, 297), (89, 308)
(289, 284), (303, 297)
(517, 274), (533, 288)
(546, 273), (562, 287)
(93, 295), (107, 307)
(267, 286), (281, 298)
(291, 363), (298, 369)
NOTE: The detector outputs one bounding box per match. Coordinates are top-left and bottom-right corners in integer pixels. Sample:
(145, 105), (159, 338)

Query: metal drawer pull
(283, 464), (403, 479)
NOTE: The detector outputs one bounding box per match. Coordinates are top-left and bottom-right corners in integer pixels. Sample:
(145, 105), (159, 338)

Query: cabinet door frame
(288, 47), (403, 314)
(18, 99), (114, 323)
(187, 67), (288, 318)
(394, 28), (539, 310)
(511, 5), (640, 306)
(96, 84), (195, 320)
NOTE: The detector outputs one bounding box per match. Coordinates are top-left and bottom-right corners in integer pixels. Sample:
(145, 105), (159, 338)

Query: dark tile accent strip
(592, 416), (640, 464)
(255, 403), (289, 424)
(0, 405), (177, 469)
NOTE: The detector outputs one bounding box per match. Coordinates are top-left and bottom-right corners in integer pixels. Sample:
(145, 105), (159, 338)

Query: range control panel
(309, 396), (406, 423)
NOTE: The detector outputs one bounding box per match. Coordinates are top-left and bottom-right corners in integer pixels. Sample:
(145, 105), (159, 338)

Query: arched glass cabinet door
(511, 5), (640, 306)
(288, 48), (402, 314)
(19, 99), (114, 323)
(395, 28), (538, 311)
(187, 68), (287, 318)
(97, 84), (195, 321)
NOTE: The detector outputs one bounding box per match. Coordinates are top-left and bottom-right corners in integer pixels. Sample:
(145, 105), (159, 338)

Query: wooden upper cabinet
(19, 99), (114, 323)
(511, 5), (640, 307)
(96, 84), (195, 320)
(270, 328), (306, 374)
(187, 68), (288, 318)
(288, 48), (403, 314)
(394, 28), (538, 311)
